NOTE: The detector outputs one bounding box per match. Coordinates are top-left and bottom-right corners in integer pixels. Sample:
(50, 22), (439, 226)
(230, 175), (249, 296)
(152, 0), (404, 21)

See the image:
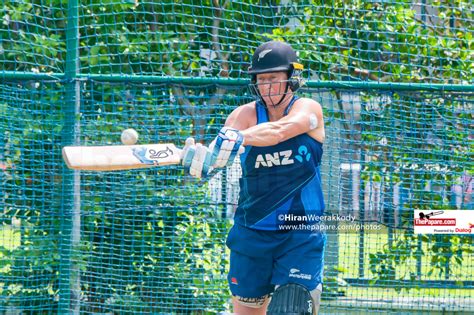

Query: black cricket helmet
(248, 41), (304, 92)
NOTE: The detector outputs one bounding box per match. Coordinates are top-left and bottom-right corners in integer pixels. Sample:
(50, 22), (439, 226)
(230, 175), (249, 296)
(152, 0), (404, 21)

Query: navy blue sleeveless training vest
(235, 97), (325, 230)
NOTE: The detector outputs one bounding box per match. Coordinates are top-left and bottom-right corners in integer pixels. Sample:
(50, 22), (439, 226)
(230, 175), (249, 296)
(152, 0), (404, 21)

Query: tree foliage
(273, 1), (472, 83)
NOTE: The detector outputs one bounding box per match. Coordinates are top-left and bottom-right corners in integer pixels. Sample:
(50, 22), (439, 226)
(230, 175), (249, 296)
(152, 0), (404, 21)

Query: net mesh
(1, 0), (473, 314)
(2, 1), (472, 82)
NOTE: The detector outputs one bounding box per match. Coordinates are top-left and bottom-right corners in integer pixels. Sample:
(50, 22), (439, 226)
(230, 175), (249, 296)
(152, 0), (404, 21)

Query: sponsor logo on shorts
(231, 277), (238, 285)
(289, 268), (312, 280)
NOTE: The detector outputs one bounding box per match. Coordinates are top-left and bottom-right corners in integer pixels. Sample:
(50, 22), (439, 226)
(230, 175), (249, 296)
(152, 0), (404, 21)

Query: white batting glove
(181, 137), (213, 179)
(210, 127), (245, 168)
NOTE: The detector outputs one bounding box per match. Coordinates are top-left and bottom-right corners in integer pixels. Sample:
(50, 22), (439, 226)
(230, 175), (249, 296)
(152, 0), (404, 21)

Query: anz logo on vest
(254, 145), (311, 169)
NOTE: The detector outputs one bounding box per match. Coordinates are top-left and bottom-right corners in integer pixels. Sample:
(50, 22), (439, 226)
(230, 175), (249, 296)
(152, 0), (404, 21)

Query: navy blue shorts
(226, 224), (326, 298)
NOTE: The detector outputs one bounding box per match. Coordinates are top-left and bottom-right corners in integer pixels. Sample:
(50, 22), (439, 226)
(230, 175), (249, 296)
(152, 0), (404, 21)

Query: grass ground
(335, 225), (473, 312)
(0, 225), (20, 250)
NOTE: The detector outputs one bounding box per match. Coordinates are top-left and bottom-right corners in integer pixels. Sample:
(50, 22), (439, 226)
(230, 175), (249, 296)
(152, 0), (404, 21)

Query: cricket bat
(62, 143), (182, 171)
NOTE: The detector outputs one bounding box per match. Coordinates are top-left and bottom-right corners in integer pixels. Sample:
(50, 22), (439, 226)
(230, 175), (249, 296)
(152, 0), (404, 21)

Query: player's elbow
(270, 124), (290, 145)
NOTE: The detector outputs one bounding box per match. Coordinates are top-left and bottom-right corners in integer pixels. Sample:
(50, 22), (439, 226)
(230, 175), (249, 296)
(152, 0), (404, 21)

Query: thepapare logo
(254, 146), (310, 169)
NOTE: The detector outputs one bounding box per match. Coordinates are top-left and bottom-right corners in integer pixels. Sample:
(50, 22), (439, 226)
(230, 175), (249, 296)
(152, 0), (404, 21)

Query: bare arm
(240, 98), (324, 146)
(207, 102), (256, 148)
(223, 102), (256, 130)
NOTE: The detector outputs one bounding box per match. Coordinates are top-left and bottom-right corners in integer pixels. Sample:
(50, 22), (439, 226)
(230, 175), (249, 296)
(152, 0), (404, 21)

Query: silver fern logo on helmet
(258, 49), (272, 61)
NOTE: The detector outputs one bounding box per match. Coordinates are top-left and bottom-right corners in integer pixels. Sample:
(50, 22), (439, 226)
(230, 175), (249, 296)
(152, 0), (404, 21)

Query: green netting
(2, 1), (473, 83)
(1, 0), (473, 314)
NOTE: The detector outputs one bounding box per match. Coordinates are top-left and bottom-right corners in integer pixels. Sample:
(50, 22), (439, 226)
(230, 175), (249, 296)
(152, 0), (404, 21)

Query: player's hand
(210, 127), (245, 168)
(181, 137), (213, 178)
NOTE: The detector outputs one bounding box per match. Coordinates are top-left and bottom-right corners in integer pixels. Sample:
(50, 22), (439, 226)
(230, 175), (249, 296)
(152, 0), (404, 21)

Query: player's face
(256, 72), (289, 105)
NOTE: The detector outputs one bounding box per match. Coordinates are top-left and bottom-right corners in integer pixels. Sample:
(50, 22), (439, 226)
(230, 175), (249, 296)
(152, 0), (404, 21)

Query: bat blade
(62, 143), (182, 171)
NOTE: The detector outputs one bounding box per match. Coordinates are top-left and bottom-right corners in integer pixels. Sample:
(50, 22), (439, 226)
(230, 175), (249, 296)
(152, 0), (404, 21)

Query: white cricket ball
(121, 128), (139, 145)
